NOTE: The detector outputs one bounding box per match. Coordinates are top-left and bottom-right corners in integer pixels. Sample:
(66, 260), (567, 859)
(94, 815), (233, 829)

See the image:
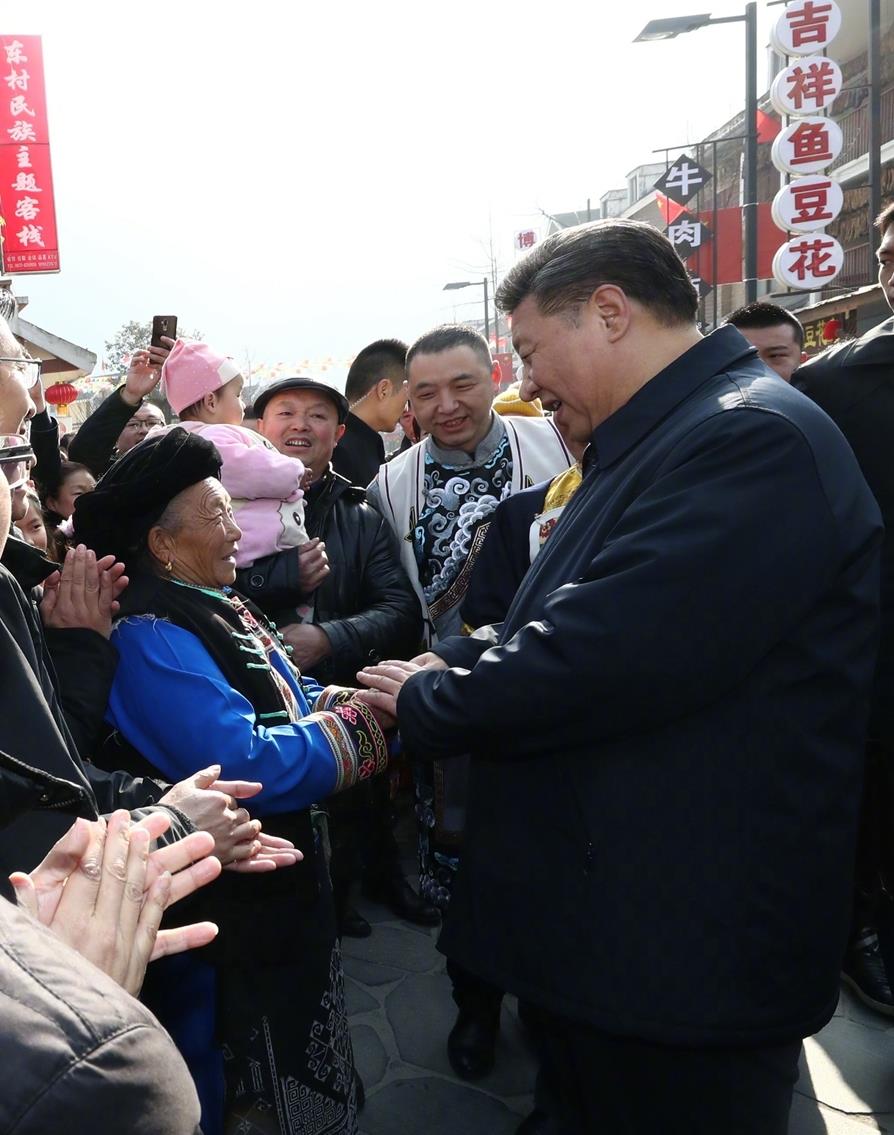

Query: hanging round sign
(770, 55), (843, 118)
(771, 0), (842, 57)
(772, 233), (844, 291)
(771, 116), (843, 175)
(771, 176), (844, 233)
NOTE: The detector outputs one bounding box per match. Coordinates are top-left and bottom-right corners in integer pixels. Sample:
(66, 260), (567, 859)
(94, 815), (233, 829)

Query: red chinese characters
(786, 2), (835, 50)
(0, 36), (59, 273)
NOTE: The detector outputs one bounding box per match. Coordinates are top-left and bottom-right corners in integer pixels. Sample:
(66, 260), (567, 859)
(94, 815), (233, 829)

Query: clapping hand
(40, 544), (128, 639)
(10, 810), (221, 995)
(160, 765), (302, 873)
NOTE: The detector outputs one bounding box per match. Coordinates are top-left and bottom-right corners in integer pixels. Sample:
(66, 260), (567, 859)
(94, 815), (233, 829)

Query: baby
(160, 340), (308, 568)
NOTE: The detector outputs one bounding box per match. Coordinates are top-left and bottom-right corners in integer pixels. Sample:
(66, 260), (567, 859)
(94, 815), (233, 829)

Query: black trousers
(527, 1006), (801, 1135)
(329, 775), (402, 920)
(445, 958), (504, 1019)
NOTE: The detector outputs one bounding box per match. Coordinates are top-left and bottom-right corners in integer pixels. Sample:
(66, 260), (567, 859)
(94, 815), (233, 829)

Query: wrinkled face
(0, 346), (35, 435)
(258, 390), (345, 479)
(153, 477), (243, 588)
(212, 375), (245, 426)
(878, 223), (894, 313)
(18, 497), (47, 552)
(117, 403), (166, 453)
(407, 346), (495, 452)
(514, 294), (609, 447)
(738, 324), (803, 384)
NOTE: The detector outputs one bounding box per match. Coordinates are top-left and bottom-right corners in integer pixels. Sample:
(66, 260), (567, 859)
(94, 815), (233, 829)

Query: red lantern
(44, 381), (78, 412)
(822, 318), (841, 343)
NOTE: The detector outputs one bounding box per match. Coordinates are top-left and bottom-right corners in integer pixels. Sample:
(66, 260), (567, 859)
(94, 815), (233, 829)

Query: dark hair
(406, 325), (491, 371)
(345, 339), (408, 403)
(42, 460), (94, 502)
(495, 219), (698, 327)
(875, 201), (894, 236)
(725, 301), (805, 348)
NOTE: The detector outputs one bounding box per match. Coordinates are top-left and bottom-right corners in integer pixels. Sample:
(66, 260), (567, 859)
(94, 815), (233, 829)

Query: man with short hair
(334, 339), (409, 486)
(368, 325), (572, 1080)
(358, 220), (882, 1133)
(236, 377), (432, 932)
(797, 201), (894, 1016)
(725, 300), (805, 383)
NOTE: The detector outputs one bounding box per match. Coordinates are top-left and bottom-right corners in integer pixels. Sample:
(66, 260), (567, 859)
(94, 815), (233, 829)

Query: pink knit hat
(160, 340), (242, 415)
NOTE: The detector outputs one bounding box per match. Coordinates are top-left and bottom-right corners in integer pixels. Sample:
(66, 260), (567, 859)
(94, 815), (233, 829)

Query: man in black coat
(358, 220), (883, 1134)
(236, 377), (436, 931)
(796, 200), (894, 1015)
(332, 339), (409, 487)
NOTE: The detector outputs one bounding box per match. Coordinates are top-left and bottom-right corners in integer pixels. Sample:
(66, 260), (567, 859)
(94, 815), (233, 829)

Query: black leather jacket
(236, 468), (422, 685)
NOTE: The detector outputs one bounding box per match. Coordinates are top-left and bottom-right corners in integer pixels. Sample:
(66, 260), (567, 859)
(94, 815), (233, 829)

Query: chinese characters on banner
(769, 1), (843, 291)
(0, 36), (59, 273)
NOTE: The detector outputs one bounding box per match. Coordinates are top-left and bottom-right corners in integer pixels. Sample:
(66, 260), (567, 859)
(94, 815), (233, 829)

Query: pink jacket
(176, 422), (307, 567)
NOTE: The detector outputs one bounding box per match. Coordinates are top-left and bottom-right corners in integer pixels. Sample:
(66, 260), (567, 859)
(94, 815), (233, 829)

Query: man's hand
(355, 659), (425, 721)
(410, 651), (449, 671)
(40, 545), (128, 639)
(10, 811), (221, 995)
(120, 337), (174, 408)
(160, 765), (301, 872)
(296, 538), (329, 594)
(279, 623), (332, 672)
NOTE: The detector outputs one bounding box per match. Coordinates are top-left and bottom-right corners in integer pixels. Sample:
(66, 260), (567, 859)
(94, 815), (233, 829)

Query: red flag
(655, 191), (686, 225)
(756, 108), (781, 144)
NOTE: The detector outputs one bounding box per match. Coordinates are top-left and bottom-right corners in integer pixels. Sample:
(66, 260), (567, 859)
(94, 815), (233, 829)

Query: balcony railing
(839, 242), (874, 289)
(831, 85), (894, 172)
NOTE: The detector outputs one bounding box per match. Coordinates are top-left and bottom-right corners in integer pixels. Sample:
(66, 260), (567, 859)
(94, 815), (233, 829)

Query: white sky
(11, 1), (795, 382)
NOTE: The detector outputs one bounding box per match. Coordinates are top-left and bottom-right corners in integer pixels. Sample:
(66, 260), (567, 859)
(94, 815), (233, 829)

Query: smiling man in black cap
(239, 378), (434, 933)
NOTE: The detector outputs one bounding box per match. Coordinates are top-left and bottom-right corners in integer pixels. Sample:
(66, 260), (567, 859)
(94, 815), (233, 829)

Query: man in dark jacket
(237, 377), (435, 930)
(796, 200), (894, 1015)
(333, 338), (409, 486)
(358, 220), (883, 1134)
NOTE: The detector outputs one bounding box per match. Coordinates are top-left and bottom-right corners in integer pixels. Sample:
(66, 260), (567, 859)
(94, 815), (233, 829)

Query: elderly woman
(73, 428), (392, 1135)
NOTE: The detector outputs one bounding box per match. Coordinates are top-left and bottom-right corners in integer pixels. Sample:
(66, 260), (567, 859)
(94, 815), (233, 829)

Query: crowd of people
(1, 208), (894, 1135)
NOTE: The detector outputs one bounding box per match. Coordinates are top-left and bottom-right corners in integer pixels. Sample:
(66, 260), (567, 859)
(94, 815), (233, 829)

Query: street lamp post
(443, 278), (490, 343)
(635, 4), (759, 304)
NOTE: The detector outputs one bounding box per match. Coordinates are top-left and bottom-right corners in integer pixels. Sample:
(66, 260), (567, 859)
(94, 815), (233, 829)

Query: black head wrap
(72, 427), (222, 563)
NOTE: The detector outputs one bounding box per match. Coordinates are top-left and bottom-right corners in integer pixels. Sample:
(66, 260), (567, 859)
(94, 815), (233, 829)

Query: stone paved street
(343, 820), (894, 1134)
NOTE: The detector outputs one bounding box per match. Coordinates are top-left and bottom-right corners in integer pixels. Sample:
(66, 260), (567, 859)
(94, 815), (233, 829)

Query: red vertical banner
(0, 36), (60, 273)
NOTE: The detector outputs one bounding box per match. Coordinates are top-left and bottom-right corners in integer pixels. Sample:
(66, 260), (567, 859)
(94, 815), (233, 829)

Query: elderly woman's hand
(10, 810), (221, 996)
(160, 765), (302, 872)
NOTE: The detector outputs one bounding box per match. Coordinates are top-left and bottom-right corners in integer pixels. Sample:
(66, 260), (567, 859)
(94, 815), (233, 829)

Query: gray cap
(252, 377), (349, 423)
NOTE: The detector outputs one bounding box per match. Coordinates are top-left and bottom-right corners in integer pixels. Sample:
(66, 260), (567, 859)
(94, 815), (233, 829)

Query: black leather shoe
(515, 1110), (559, 1135)
(842, 927), (894, 1015)
(364, 876), (441, 927)
(447, 1009), (499, 1080)
(339, 906), (372, 939)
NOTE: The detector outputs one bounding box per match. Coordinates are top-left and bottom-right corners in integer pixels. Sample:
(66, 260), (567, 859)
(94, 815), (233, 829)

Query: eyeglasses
(122, 417), (160, 432)
(0, 432), (35, 489)
(0, 354), (42, 387)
